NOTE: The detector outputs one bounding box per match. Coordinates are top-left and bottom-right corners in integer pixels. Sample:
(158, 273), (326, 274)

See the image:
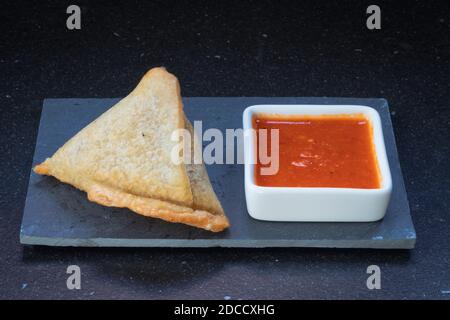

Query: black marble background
(0, 0), (449, 299)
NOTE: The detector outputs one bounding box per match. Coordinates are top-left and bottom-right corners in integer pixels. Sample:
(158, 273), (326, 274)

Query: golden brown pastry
(34, 67), (229, 232)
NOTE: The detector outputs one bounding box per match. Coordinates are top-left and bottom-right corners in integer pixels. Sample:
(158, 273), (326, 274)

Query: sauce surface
(254, 114), (381, 188)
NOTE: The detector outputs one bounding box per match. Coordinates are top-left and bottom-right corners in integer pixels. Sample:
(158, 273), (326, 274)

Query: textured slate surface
(21, 97), (415, 248)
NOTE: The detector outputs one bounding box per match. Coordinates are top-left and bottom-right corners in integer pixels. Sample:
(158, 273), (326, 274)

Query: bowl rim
(242, 104), (393, 194)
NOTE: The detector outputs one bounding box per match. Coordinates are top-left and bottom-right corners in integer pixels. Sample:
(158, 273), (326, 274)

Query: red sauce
(254, 114), (381, 189)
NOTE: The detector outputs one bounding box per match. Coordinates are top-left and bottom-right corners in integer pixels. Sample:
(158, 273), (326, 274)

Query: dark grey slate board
(20, 98), (416, 249)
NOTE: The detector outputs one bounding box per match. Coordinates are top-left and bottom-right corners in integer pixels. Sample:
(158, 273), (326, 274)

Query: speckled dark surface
(1, 0), (449, 299)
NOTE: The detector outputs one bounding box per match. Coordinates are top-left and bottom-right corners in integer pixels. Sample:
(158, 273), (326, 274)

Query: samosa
(34, 67), (229, 232)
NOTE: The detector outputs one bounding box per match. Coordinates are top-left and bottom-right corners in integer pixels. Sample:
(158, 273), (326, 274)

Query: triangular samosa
(34, 67), (229, 232)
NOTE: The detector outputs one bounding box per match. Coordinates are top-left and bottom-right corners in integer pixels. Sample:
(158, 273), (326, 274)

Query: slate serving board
(20, 98), (416, 249)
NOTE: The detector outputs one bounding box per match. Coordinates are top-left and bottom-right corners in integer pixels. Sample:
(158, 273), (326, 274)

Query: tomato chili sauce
(253, 114), (381, 189)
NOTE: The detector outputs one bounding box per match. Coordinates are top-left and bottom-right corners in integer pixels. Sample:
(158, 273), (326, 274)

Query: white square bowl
(243, 104), (393, 222)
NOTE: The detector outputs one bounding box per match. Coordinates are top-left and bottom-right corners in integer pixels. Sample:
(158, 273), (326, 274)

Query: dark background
(0, 0), (449, 299)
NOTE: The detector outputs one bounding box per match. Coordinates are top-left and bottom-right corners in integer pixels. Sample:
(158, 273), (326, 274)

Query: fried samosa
(34, 67), (229, 232)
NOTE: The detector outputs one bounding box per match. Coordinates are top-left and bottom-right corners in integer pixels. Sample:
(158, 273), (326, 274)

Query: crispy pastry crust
(34, 67), (229, 232)
(87, 183), (229, 232)
(35, 162), (229, 232)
